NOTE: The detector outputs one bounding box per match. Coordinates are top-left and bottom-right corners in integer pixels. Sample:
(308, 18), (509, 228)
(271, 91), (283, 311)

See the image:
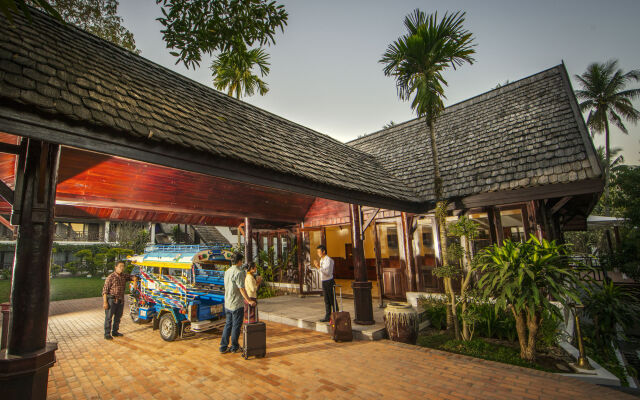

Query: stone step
(257, 309), (387, 341)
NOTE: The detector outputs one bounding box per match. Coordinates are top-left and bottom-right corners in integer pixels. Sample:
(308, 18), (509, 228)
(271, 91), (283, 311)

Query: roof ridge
(348, 64), (563, 145)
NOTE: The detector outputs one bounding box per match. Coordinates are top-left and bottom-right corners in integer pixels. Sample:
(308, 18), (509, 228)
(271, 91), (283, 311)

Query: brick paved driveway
(46, 297), (632, 400)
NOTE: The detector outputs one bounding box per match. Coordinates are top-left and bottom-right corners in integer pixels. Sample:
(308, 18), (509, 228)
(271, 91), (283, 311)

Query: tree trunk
(523, 311), (541, 362)
(451, 291), (460, 341)
(604, 122), (610, 216)
(461, 301), (469, 341)
(460, 239), (473, 341)
(444, 278), (454, 332)
(513, 308), (528, 360)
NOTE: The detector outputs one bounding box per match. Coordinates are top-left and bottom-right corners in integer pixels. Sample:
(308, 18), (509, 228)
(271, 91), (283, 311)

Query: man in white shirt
(312, 245), (337, 322)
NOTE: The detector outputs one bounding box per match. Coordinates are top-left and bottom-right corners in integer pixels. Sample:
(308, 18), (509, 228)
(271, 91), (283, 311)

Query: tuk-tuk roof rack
(144, 244), (230, 253)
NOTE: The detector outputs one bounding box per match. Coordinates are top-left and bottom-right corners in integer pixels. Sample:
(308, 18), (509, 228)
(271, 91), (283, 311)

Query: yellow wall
(364, 226), (375, 259)
(309, 230), (322, 265)
(325, 226), (351, 258)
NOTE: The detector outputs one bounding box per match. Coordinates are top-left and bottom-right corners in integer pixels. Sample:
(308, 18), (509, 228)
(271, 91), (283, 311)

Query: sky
(118, 0), (640, 163)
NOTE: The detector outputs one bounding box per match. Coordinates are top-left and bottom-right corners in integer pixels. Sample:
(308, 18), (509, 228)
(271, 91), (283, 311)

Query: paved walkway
(46, 297), (633, 400)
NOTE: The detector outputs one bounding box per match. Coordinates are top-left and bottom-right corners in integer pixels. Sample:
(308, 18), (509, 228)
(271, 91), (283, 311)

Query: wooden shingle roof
(349, 65), (602, 204)
(0, 9), (420, 208)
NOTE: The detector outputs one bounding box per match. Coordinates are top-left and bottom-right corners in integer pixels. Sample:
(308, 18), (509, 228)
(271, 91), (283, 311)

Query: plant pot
(384, 302), (418, 344)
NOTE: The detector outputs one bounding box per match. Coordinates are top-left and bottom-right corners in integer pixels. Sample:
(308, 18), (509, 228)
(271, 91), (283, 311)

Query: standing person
(312, 245), (336, 322)
(102, 261), (135, 340)
(244, 263), (263, 323)
(220, 253), (256, 354)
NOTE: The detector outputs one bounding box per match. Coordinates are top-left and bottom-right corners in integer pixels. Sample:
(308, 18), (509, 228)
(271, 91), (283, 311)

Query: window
(468, 212), (492, 255)
(500, 209), (526, 242)
(376, 223), (400, 268)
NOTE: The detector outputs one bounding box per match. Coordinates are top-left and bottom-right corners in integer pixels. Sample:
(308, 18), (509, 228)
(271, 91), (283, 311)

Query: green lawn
(0, 277), (110, 303)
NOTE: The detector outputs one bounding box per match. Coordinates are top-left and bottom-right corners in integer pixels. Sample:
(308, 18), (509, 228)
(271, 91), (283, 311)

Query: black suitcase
(243, 303), (266, 359)
(329, 284), (353, 342)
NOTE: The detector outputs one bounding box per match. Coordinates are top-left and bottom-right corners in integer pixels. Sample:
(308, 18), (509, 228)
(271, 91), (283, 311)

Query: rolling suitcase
(329, 284), (353, 342)
(243, 303), (266, 359)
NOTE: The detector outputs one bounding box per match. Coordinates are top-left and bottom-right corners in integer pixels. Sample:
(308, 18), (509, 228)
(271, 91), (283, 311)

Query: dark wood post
(401, 212), (416, 292)
(350, 204), (374, 325)
(276, 234), (281, 261)
(551, 214), (565, 244)
(0, 140), (60, 400)
(296, 226), (304, 295)
(244, 217), (253, 263)
(487, 207), (504, 245)
(372, 222), (384, 308)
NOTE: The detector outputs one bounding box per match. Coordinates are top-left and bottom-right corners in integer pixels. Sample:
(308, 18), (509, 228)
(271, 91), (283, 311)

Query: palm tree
(574, 60), (640, 215)
(211, 45), (271, 99)
(380, 9), (475, 332)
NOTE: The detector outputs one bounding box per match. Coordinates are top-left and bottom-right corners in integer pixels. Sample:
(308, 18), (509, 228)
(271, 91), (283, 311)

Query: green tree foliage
(433, 215), (480, 341)
(10, 0), (139, 53)
(609, 164), (640, 280)
(0, 0), (60, 22)
(475, 237), (585, 362)
(156, 0), (287, 70)
(574, 60), (640, 215)
(612, 165), (640, 226)
(116, 223), (150, 254)
(582, 281), (640, 346)
(211, 45), (270, 98)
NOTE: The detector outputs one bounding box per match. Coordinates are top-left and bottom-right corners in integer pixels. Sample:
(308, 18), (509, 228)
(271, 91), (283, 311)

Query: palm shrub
(582, 281), (640, 346)
(475, 236), (584, 362)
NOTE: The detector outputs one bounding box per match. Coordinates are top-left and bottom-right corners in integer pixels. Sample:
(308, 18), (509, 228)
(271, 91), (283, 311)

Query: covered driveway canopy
(0, 9), (424, 225)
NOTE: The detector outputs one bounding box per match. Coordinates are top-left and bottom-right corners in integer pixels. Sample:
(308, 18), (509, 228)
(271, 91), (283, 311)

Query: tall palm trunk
(428, 118), (454, 331)
(604, 122), (611, 216)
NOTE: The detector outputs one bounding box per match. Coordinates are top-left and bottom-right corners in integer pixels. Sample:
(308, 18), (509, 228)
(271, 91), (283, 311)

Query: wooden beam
(0, 178), (13, 205)
(361, 208), (380, 237)
(460, 179), (603, 209)
(0, 215), (13, 232)
(0, 142), (20, 155)
(550, 196), (572, 215)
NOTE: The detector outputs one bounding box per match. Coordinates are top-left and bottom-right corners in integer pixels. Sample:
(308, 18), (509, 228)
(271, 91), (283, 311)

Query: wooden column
(401, 212), (416, 292)
(104, 220), (110, 243)
(149, 223), (156, 245)
(372, 222), (384, 308)
(350, 204), (374, 325)
(244, 217), (253, 263)
(296, 226), (304, 295)
(551, 214), (565, 244)
(487, 207), (504, 245)
(0, 140), (60, 400)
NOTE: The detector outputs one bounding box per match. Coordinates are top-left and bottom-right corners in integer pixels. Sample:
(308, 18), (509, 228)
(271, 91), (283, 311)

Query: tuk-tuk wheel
(159, 313), (178, 341)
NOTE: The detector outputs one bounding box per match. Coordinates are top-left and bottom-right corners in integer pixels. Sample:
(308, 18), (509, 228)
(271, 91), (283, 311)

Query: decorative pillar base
(352, 281), (375, 325)
(0, 343), (57, 400)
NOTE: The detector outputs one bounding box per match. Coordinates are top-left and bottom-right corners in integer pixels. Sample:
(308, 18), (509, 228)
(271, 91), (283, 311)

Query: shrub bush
(418, 296), (447, 330)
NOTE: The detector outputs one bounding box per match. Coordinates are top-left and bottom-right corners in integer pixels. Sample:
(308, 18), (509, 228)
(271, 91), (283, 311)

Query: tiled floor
(258, 294), (387, 339)
(45, 297), (634, 399)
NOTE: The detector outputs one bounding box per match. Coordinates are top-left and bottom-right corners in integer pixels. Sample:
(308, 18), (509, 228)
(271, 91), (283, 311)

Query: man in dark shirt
(102, 261), (134, 340)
